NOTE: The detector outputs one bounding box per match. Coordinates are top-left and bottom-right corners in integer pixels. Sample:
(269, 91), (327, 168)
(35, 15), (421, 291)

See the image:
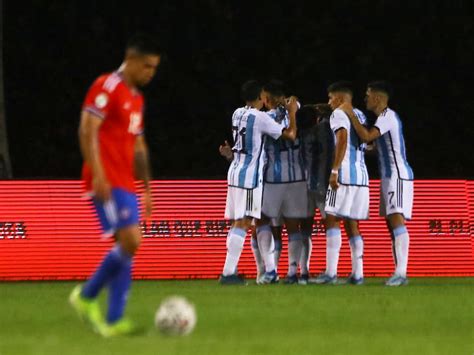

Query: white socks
(300, 230), (312, 275)
(326, 227), (341, 277)
(222, 227), (246, 276)
(288, 232), (303, 276)
(349, 235), (364, 279)
(393, 226), (409, 277)
(274, 238), (282, 271)
(251, 236), (265, 276)
(256, 225), (276, 273)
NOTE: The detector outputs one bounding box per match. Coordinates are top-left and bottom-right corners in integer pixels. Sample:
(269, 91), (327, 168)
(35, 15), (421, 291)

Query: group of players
(68, 34), (413, 337)
(219, 79), (414, 287)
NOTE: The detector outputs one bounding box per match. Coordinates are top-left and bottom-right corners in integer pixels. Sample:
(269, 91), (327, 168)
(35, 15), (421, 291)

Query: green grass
(0, 278), (473, 355)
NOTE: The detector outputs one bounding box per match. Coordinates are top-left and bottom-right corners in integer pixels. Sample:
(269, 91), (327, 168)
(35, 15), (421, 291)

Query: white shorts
(225, 185), (263, 220)
(307, 189), (327, 218)
(379, 178), (414, 220)
(325, 184), (369, 220)
(262, 181), (308, 219)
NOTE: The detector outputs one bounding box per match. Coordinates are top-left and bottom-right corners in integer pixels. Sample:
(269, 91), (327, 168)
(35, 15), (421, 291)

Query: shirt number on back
(128, 112), (142, 135)
(232, 126), (247, 154)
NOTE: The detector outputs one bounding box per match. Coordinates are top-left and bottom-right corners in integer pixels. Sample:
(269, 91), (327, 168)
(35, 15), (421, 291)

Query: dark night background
(3, 0), (474, 179)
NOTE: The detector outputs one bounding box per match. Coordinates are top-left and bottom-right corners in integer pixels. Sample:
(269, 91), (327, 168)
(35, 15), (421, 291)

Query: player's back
(374, 108), (414, 180)
(227, 107), (283, 189)
(330, 108), (369, 186)
(82, 72), (145, 193)
(264, 107), (305, 183)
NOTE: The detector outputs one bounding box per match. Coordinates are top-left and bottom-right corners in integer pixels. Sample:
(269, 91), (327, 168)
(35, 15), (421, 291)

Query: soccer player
(298, 103), (334, 278)
(220, 80), (298, 285)
(311, 81), (369, 285)
(339, 81), (414, 286)
(69, 34), (161, 336)
(259, 80), (308, 284)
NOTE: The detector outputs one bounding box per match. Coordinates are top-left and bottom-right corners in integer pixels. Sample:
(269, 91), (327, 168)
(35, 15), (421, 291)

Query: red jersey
(82, 72), (144, 193)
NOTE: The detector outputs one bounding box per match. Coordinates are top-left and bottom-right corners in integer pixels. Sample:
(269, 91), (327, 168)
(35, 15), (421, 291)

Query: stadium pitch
(0, 278), (472, 355)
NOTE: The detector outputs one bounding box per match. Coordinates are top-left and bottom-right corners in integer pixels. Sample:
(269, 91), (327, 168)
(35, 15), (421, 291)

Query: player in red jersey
(69, 33), (161, 337)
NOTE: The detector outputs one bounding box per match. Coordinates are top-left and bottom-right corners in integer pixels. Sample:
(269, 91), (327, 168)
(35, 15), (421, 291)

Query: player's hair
(327, 81), (353, 95)
(263, 80), (285, 98)
(367, 81), (393, 98)
(126, 33), (162, 56)
(314, 103), (333, 119)
(241, 80), (263, 102)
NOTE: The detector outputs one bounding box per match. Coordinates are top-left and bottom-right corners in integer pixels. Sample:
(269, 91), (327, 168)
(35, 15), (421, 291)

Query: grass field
(0, 278), (473, 355)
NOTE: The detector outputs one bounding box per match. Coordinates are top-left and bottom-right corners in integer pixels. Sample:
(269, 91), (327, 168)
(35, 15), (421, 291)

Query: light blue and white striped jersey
(264, 107), (306, 183)
(227, 106), (285, 189)
(374, 108), (414, 180)
(330, 108), (369, 186)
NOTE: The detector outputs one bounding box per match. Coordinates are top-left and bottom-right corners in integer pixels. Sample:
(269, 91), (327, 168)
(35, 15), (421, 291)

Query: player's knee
(117, 226), (142, 255)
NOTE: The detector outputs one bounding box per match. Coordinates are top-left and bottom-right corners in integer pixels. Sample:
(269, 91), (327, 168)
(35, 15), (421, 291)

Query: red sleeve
(82, 76), (115, 119)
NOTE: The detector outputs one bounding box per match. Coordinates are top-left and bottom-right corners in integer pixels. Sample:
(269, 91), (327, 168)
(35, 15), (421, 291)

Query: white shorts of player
(307, 189), (327, 219)
(225, 184), (263, 220)
(325, 184), (369, 220)
(262, 181), (308, 219)
(379, 178), (414, 220)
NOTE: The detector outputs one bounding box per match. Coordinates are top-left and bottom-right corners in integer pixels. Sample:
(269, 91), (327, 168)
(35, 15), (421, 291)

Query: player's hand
(219, 140), (233, 161)
(285, 96), (299, 115)
(338, 102), (354, 117)
(143, 188), (153, 219)
(329, 172), (339, 190)
(92, 173), (111, 201)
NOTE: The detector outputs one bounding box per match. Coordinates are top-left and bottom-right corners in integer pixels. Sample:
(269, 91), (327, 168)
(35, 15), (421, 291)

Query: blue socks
(81, 244), (133, 324)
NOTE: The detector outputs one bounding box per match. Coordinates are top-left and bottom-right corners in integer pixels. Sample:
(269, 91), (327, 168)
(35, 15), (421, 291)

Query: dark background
(3, 0), (474, 179)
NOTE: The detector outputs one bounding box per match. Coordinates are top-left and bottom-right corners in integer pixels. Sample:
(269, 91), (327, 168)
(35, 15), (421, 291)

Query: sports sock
(222, 227), (247, 276)
(393, 226), (409, 277)
(326, 227), (341, 277)
(349, 235), (364, 279)
(251, 236), (265, 276)
(274, 238), (282, 271)
(107, 253), (132, 323)
(256, 225), (276, 273)
(82, 245), (127, 299)
(288, 232), (303, 276)
(300, 229), (312, 275)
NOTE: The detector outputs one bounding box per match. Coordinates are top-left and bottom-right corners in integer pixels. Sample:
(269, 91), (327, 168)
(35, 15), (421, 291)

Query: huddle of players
(220, 79), (414, 287)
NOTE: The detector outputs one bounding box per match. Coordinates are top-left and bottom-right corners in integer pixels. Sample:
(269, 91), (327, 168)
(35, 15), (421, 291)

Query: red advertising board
(0, 180), (473, 280)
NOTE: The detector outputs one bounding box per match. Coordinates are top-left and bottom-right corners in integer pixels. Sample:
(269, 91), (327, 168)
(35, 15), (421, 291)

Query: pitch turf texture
(1, 279), (472, 355)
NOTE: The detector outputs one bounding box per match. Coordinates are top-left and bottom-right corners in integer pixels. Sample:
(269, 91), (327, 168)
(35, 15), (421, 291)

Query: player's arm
(280, 96), (298, 141)
(78, 111), (111, 200)
(329, 128), (347, 190)
(339, 103), (380, 143)
(135, 135), (153, 218)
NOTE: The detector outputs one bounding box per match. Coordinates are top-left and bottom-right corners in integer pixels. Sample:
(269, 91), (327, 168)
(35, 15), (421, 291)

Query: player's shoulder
(331, 108), (348, 120)
(378, 107), (398, 122)
(90, 72), (125, 94)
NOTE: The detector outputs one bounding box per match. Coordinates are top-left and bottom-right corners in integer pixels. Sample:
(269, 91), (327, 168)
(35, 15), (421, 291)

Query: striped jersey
(264, 107), (306, 183)
(330, 108), (369, 186)
(227, 106), (284, 189)
(374, 108), (414, 180)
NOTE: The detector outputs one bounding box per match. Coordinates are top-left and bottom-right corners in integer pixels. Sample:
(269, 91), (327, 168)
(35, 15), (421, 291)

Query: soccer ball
(155, 296), (197, 336)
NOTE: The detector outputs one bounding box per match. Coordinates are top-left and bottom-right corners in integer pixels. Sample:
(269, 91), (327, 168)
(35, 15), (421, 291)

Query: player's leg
(344, 185), (369, 284)
(381, 179), (413, 286)
(221, 216), (251, 281)
(283, 217), (303, 284)
(344, 219), (364, 285)
(270, 221), (283, 273)
(250, 224), (265, 280)
(299, 216), (313, 284)
(70, 190), (124, 330)
(255, 214), (278, 284)
(102, 223), (141, 336)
